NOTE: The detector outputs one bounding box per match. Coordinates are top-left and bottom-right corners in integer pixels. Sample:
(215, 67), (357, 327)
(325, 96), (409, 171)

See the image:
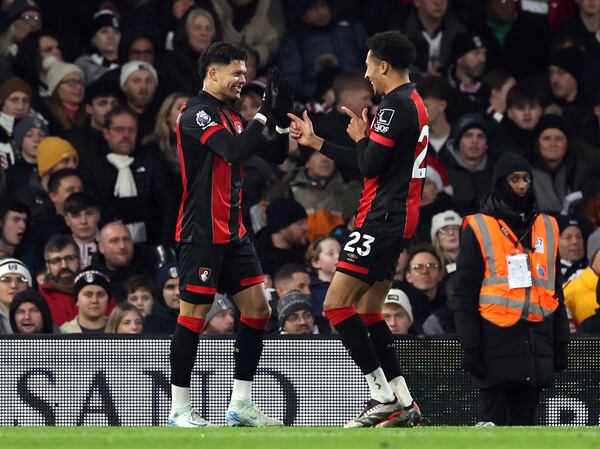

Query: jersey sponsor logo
(374, 108), (395, 133)
(199, 267), (211, 282)
(196, 110), (218, 130)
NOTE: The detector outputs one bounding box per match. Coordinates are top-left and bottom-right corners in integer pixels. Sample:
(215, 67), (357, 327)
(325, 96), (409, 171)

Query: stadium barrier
(1, 335), (598, 426)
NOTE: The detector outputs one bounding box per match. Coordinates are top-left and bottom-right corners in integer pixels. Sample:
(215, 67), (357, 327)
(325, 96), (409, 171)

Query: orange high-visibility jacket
(465, 213), (559, 327)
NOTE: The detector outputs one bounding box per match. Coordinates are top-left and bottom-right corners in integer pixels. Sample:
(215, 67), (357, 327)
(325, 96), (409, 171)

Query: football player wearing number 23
(288, 31), (428, 428)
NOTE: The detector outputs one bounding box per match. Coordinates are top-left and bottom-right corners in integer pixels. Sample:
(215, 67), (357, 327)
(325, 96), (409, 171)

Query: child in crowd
(305, 236), (340, 316)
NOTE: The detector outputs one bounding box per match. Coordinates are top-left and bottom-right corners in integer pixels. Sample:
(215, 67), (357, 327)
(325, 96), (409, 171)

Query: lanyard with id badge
(498, 220), (533, 290)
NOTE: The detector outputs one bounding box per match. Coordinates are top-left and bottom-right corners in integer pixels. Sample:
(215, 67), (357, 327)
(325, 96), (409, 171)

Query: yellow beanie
(37, 137), (79, 176)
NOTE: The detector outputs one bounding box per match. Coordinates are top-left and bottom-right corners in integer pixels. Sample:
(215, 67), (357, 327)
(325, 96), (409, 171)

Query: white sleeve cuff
(275, 126), (290, 134)
(253, 112), (267, 125)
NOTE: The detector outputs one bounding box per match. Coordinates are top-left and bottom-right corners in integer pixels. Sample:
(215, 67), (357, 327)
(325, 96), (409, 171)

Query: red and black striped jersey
(174, 90), (287, 244)
(354, 83), (429, 238)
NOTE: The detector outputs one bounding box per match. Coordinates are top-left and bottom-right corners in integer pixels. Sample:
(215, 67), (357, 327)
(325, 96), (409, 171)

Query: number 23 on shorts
(344, 231), (375, 256)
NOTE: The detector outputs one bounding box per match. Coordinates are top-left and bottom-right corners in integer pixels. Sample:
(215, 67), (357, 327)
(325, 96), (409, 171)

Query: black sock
(334, 314), (381, 375)
(234, 322), (264, 381)
(170, 323), (200, 387)
(368, 320), (402, 381)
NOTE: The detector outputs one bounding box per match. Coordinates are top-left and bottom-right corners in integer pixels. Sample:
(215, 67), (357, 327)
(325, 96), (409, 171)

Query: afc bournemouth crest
(199, 267), (211, 282)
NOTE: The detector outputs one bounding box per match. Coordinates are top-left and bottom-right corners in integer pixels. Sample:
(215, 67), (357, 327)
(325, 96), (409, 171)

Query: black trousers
(479, 385), (542, 425)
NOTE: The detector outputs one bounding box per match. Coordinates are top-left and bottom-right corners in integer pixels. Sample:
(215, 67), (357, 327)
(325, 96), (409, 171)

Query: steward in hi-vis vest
(450, 151), (570, 426)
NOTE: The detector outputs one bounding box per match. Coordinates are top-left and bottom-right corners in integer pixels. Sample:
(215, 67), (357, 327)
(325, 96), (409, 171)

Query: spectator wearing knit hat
(547, 45), (589, 139)
(202, 293), (235, 335)
(430, 210), (463, 278)
(0, 76), (34, 170)
(0, 0), (42, 78)
(119, 60), (159, 139)
(255, 198), (308, 276)
(277, 290), (318, 335)
(143, 261), (179, 334)
(0, 257), (32, 333)
(382, 288), (413, 335)
(9, 289), (55, 334)
(557, 216), (589, 284)
(439, 112), (494, 216)
(75, 10), (122, 85)
(444, 32), (487, 113)
(39, 60), (86, 134)
(60, 267), (111, 334)
(530, 114), (588, 215)
(0, 76), (33, 123)
(5, 115), (47, 193)
(413, 154), (456, 244)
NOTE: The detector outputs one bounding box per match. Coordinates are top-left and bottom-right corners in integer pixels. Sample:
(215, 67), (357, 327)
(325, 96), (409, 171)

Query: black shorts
(336, 227), (405, 285)
(176, 237), (264, 304)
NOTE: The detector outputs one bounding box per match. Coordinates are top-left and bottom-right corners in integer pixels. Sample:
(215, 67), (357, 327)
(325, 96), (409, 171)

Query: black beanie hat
(492, 151), (533, 186)
(534, 114), (569, 142)
(91, 9), (121, 36)
(266, 198), (307, 234)
(451, 32), (485, 62)
(450, 112), (488, 145)
(556, 215), (590, 239)
(5, 0), (40, 25)
(549, 46), (585, 82)
(73, 267), (111, 300)
(9, 289), (53, 334)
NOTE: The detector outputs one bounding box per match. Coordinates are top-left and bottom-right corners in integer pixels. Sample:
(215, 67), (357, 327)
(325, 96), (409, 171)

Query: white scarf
(106, 153), (138, 198)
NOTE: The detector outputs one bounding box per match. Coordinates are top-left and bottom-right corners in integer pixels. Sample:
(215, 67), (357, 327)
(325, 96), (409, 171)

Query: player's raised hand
(341, 106), (369, 143)
(273, 80), (294, 127)
(287, 110), (324, 150)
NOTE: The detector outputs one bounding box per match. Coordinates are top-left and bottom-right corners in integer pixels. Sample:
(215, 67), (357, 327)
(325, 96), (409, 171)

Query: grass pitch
(1, 426), (599, 449)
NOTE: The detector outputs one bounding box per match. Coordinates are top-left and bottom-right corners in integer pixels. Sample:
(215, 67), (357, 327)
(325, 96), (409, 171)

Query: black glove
(462, 350), (485, 380)
(273, 80), (294, 128)
(256, 67), (277, 118)
(554, 345), (568, 372)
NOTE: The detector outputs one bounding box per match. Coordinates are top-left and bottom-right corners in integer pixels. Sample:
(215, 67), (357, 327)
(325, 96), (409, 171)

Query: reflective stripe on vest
(466, 213), (559, 327)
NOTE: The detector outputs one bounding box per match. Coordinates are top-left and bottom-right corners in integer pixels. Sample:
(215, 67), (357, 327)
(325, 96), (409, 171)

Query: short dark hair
(198, 42), (247, 81)
(406, 242), (442, 270)
(273, 263), (308, 288)
(84, 79), (122, 105)
(0, 197), (29, 223)
(47, 168), (81, 194)
(506, 83), (541, 110)
(124, 274), (155, 297)
(416, 75), (452, 102)
(104, 105), (138, 129)
(64, 191), (100, 215)
(366, 31), (415, 70)
(481, 69), (514, 99)
(43, 234), (78, 260)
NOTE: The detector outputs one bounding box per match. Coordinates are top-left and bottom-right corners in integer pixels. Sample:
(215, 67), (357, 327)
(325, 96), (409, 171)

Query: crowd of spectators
(0, 0), (599, 337)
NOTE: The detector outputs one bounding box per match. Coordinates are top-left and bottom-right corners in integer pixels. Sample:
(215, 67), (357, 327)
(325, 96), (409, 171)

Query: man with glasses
(404, 243), (447, 331)
(79, 106), (174, 245)
(451, 151), (569, 425)
(0, 257), (32, 334)
(38, 235), (81, 326)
